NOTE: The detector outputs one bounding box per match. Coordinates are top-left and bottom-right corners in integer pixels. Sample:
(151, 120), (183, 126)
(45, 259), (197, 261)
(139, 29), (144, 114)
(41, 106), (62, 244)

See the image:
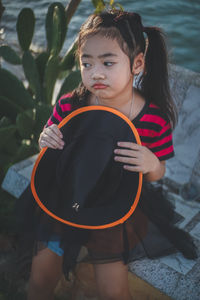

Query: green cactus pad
(2, 134), (19, 156)
(35, 52), (49, 85)
(57, 70), (81, 101)
(0, 95), (23, 121)
(0, 117), (12, 128)
(22, 51), (42, 102)
(45, 2), (67, 57)
(0, 45), (21, 65)
(60, 41), (77, 71)
(0, 125), (17, 149)
(44, 55), (60, 104)
(13, 143), (38, 164)
(34, 103), (52, 136)
(0, 68), (34, 109)
(17, 8), (35, 51)
(16, 109), (35, 139)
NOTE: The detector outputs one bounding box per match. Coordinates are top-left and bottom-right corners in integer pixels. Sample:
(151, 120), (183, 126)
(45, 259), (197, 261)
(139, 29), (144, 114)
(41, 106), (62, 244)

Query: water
(1, 0), (200, 72)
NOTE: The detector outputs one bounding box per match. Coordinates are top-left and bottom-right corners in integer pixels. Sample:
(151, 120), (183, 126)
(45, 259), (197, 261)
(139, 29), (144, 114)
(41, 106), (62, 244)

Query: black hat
(31, 106), (143, 230)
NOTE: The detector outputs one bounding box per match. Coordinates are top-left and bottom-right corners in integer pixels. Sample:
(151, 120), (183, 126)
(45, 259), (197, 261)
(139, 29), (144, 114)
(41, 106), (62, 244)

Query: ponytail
(139, 27), (177, 128)
(74, 10), (177, 128)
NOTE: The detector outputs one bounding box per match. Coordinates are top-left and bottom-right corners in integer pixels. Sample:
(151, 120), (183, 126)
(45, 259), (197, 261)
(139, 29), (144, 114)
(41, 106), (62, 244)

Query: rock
(165, 85), (200, 190)
(169, 64), (200, 112)
(1, 155), (37, 198)
(163, 66), (200, 198)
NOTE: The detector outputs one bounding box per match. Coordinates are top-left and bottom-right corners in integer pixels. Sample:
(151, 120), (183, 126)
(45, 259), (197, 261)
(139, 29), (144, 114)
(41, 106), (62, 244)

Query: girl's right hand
(38, 124), (65, 150)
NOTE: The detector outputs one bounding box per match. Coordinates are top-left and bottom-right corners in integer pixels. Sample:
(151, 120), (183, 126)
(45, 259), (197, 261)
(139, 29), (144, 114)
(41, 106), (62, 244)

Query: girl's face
(79, 34), (134, 103)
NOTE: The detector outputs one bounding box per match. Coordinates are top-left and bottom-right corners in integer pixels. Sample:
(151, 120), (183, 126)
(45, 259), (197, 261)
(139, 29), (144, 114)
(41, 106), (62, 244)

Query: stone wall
(164, 64), (200, 200)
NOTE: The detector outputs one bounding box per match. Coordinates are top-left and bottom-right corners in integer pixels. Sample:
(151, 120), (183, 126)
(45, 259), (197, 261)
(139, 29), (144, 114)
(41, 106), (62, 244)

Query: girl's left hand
(114, 141), (160, 174)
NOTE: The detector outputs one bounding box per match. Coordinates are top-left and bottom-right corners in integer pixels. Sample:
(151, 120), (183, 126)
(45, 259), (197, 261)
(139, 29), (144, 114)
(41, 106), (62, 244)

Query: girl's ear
(132, 52), (145, 75)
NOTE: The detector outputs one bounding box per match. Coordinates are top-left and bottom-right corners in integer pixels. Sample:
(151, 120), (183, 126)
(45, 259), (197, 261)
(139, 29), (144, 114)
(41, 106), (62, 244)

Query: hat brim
(31, 106), (143, 229)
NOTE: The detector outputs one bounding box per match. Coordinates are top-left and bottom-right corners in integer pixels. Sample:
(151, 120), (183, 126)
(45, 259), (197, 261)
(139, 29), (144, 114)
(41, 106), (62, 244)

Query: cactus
(44, 55), (60, 104)
(45, 2), (67, 57)
(1, 129), (18, 156)
(16, 8), (35, 51)
(22, 51), (42, 102)
(16, 109), (35, 139)
(0, 68), (34, 109)
(35, 52), (49, 84)
(0, 0), (113, 179)
(0, 95), (23, 121)
(13, 143), (38, 164)
(0, 116), (11, 128)
(57, 70), (81, 100)
(0, 45), (21, 65)
(60, 40), (77, 71)
(0, 125), (17, 149)
(34, 103), (52, 137)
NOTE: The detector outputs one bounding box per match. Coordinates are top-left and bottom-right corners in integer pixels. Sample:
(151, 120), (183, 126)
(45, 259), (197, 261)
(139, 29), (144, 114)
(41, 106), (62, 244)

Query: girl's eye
(82, 62), (91, 68)
(104, 62), (114, 66)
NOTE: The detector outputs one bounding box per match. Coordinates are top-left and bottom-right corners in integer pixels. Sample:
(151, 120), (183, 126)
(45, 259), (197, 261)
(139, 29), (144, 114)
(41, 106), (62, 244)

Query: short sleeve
(45, 94), (72, 128)
(148, 121), (175, 161)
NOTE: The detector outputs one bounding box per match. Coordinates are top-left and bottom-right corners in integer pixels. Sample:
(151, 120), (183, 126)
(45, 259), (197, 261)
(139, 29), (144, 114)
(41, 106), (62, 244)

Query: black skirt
(14, 181), (198, 280)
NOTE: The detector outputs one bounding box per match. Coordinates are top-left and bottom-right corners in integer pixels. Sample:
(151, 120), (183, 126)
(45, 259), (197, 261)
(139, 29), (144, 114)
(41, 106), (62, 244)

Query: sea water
(1, 0), (200, 72)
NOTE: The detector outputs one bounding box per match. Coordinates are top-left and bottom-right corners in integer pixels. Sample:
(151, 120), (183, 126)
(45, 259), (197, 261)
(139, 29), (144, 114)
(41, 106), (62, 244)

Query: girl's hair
(72, 10), (177, 128)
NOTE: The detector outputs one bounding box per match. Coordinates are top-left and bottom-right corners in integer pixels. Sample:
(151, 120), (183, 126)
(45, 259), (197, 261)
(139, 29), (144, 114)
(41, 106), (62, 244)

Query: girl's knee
(29, 266), (55, 291)
(29, 248), (63, 290)
(95, 261), (131, 300)
(98, 285), (130, 300)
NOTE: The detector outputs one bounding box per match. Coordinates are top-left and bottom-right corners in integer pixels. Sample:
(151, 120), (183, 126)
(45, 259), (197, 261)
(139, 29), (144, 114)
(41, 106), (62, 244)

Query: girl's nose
(91, 70), (106, 80)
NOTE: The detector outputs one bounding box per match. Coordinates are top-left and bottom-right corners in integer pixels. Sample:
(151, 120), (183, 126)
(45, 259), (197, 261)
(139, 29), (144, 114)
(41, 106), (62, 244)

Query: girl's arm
(143, 160), (166, 182)
(38, 97), (68, 150)
(114, 142), (166, 182)
(38, 94), (73, 150)
(38, 124), (64, 150)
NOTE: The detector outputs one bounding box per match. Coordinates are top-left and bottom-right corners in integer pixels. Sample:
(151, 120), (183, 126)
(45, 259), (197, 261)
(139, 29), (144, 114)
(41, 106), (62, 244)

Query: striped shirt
(46, 93), (174, 161)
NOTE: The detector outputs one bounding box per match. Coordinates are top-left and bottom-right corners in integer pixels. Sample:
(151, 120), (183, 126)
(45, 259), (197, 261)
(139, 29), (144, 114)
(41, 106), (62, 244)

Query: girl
(25, 9), (197, 300)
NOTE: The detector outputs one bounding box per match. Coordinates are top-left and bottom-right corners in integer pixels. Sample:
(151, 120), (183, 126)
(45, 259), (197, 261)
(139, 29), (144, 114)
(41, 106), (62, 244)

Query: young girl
(24, 9), (197, 300)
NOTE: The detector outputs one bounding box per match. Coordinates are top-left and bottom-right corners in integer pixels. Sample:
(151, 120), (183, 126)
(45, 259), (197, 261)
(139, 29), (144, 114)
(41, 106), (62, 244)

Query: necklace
(95, 93), (134, 120)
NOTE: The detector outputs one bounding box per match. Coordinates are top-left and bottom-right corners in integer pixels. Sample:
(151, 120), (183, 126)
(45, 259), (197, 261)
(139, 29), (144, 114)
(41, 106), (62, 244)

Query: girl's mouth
(92, 83), (108, 89)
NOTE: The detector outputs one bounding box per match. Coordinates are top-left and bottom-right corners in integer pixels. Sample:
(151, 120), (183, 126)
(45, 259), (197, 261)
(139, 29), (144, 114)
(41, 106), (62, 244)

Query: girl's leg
(94, 260), (132, 300)
(27, 247), (63, 300)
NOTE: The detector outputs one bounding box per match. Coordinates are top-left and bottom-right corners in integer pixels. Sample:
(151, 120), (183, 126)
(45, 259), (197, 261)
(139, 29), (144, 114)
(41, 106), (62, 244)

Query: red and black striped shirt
(46, 94), (174, 161)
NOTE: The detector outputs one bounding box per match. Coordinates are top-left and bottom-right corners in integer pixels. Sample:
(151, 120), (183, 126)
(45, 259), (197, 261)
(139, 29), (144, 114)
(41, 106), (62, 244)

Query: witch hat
(31, 106), (143, 229)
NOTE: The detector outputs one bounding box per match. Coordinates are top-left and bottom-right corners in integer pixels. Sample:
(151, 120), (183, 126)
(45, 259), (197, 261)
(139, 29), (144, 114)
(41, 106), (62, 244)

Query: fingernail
(114, 149), (118, 153)
(117, 142), (121, 146)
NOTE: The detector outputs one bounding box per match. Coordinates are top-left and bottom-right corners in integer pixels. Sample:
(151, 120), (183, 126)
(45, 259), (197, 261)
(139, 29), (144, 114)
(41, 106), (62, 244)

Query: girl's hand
(38, 124), (65, 150)
(114, 141), (160, 174)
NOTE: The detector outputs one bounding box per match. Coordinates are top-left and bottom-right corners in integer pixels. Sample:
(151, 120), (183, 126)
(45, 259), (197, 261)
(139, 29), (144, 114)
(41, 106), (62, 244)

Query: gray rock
(166, 86), (200, 185)
(164, 70), (200, 197)
(1, 155), (37, 198)
(129, 246), (200, 300)
(169, 64), (200, 112)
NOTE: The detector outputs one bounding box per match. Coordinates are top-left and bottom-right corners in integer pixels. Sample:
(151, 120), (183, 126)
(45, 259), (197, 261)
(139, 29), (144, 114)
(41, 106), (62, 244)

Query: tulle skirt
(14, 181), (198, 280)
